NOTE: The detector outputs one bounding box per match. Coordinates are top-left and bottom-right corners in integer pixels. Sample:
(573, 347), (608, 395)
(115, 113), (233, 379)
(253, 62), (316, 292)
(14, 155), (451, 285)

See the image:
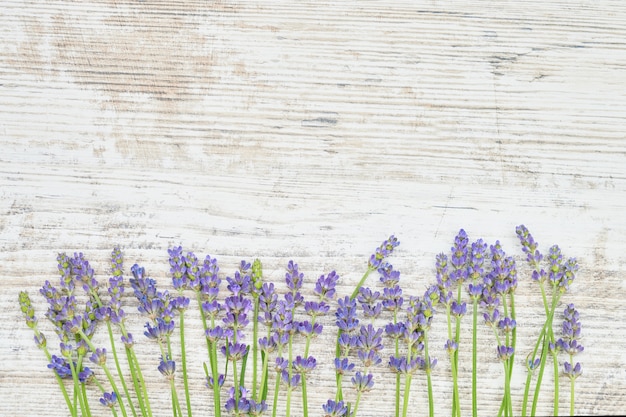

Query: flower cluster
(18, 230), (583, 417)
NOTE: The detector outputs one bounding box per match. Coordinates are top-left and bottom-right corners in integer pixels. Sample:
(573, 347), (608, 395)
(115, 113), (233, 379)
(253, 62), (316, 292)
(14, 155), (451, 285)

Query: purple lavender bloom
(358, 287), (382, 320)
(497, 345), (515, 361)
(275, 357), (289, 373)
(202, 300), (222, 320)
(468, 239), (488, 281)
(358, 287), (380, 306)
(450, 229), (469, 282)
(78, 366), (94, 383)
(71, 252), (98, 292)
(338, 333), (359, 357)
(272, 300), (294, 335)
(358, 349), (382, 368)
(384, 322), (406, 340)
(563, 361), (582, 380)
(297, 320), (323, 337)
(498, 317), (516, 333)
(388, 356), (418, 375)
(483, 309), (500, 327)
(221, 342), (248, 361)
(285, 260), (304, 293)
(258, 282), (278, 325)
(57, 253), (74, 292)
(450, 301), (467, 317)
(334, 357), (355, 375)
(435, 253), (451, 289)
(222, 294), (252, 338)
(336, 296), (360, 333)
(351, 371), (375, 392)
(557, 339), (584, 355)
(158, 356), (176, 379)
(183, 251), (201, 289)
(304, 301), (330, 317)
(382, 285), (404, 312)
(323, 399), (349, 417)
(199, 255), (221, 301)
(206, 373), (225, 389)
(89, 347), (107, 366)
(516, 225), (544, 267)
(368, 235), (400, 269)
(121, 333), (134, 348)
(416, 355), (438, 371)
(48, 355), (72, 378)
(270, 331), (290, 350)
(293, 355), (317, 374)
(357, 324), (384, 352)
(379, 263), (401, 287)
(258, 336), (276, 354)
(314, 271), (340, 301)
(527, 357), (541, 370)
(226, 264), (252, 296)
(144, 318), (175, 342)
(280, 370), (301, 389)
(283, 291), (304, 310)
(205, 326), (224, 343)
(171, 295), (190, 311)
(99, 391), (118, 408)
(444, 339), (458, 354)
(169, 246), (187, 289)
(467, 283), (483, 299)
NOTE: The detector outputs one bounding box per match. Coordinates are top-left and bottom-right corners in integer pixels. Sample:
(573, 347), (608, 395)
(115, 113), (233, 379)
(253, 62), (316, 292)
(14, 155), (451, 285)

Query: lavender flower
(497, 345), (515, 361)
(334, 358), (355, 375)
(314, 271), (340, 301)
(323, 399), (350, 417)
(158, 356), (176, 380)
(563, 361), (582, 380)
(388, 355), (419, 374)
(99, 391), (118, 408)
(335, 296), (359, 333)
(368, 235), (400, 270)
(351, 371), (374, 392)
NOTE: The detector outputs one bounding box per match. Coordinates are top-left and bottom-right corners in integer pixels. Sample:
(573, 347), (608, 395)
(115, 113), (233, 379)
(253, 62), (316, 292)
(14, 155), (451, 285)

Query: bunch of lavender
(327, 236), (399, 417)
(129, 262), (185, 417)
(556, 304), (583, 415)
(480, 241), (518, 417)
(266, 261), (337, 417)
(435, 231), (518, 417)
(20, 249), (152, 417)
(516, 225), (579, 417)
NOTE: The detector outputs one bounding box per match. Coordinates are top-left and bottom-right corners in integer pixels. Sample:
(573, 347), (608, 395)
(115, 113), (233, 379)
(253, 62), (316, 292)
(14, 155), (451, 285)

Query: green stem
(553, 348), (560, 417)
(402, 374), (412, 417)
(272, 345), (284, 417)
(69, 355), (88, 417)
(570, 375), (575, 416)
(521, 364), (534, 417)
(424, 333), (434, 417)
(170, 379), (183, 417)
(472, 298), (478, 417)
(302, 374), (309, 417)
(353, 390), (363, 417)
(286, 334), (294, 417)
(107, 323), (138, 417)
(179, 311), (192, 417)
(531, 287), (561, 417)
(252, 297), (260, 400)
(393, 310), (400, 417)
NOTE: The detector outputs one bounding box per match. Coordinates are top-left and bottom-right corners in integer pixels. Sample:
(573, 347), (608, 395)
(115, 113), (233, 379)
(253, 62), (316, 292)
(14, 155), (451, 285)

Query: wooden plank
(1, 1), (625, 416)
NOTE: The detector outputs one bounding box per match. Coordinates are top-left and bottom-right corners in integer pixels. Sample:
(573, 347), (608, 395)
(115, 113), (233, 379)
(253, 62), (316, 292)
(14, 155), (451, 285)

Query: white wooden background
(1, 1), (625, 416)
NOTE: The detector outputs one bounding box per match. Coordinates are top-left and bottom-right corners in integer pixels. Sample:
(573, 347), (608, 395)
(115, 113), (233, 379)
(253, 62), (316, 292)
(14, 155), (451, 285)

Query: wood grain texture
(1, 0), (625, 416)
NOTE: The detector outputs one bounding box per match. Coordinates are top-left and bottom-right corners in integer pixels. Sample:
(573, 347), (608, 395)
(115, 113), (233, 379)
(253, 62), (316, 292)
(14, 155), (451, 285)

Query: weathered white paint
(1, 1), (625, 416)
